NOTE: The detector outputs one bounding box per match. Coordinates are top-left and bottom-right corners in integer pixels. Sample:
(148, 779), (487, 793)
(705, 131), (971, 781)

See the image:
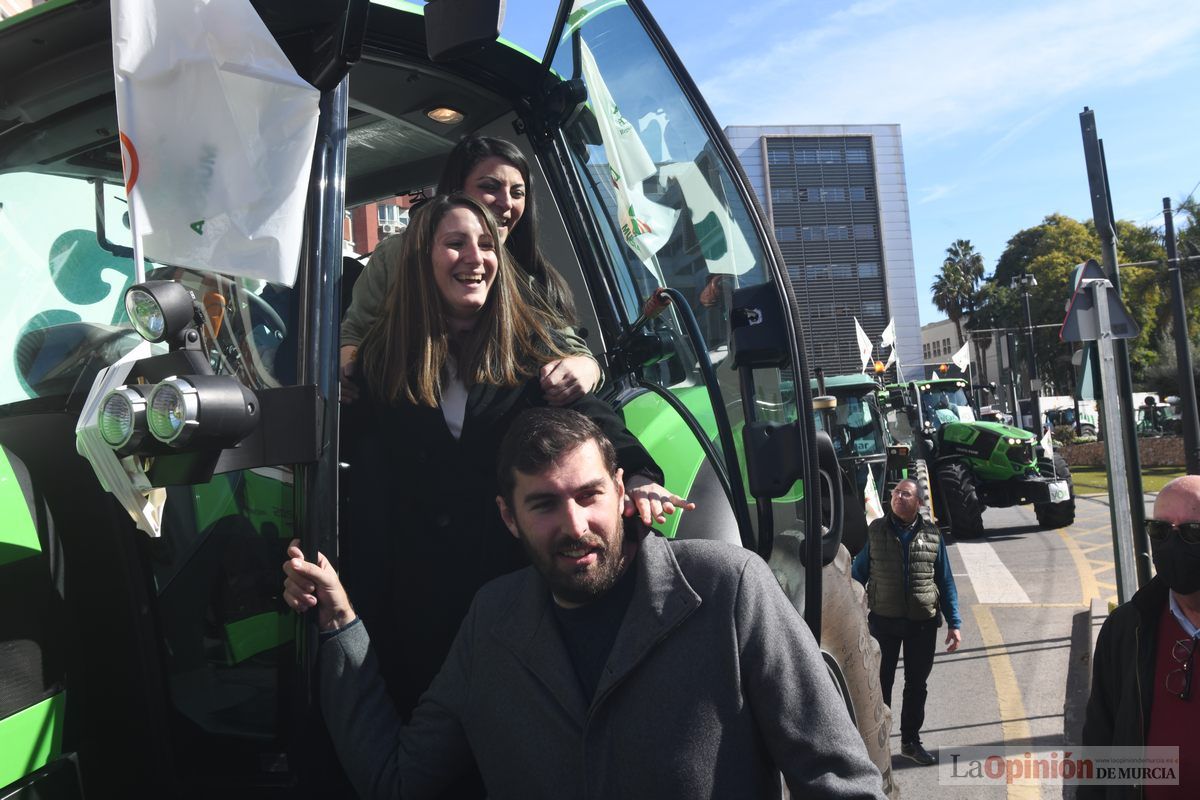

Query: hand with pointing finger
(623, 474), (696, 526)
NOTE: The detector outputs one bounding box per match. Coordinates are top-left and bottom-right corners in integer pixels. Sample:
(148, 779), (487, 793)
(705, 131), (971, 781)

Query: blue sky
(495, 0), (1200, 327)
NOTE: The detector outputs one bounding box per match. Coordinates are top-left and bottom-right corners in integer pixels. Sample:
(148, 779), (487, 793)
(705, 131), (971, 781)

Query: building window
(771, 187), (795, 204)
(775, 226), (796, 242)
(943, 337), (951, 351)
(846, 148), (870, 164)
(853, 224), (876, 239)
(858, 261), (880, 279)
(831, 263), (853, 279)
(923, 344), (931, 360)
(807, 186), (845, 203)
(850, 186), (870, 202)
(932, 341), (941, 357)
(808, 264), (830, 281)
(827, 225), (849, 241)
(768, 149), (792, 165)
(819, 150), (842, 165)
(863, 300), (883, 317)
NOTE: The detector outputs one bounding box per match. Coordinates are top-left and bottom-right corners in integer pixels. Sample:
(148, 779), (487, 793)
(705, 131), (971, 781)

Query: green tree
(931, 239), (986, 375)
(973, 213), (1166, 393)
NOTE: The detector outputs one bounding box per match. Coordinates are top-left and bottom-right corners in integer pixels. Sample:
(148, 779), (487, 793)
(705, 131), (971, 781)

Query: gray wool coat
(320, 534), (887, 800)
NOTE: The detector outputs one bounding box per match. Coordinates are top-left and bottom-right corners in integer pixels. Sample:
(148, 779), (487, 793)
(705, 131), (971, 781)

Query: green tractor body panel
(938, 422), (1037, 482)
(620, 389), (712, 540)
(621, 388), (805, 540)
(0, 693), (66, 788)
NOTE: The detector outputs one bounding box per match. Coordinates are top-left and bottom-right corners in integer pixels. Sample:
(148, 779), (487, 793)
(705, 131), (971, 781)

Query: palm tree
(931, 239), (985, 350)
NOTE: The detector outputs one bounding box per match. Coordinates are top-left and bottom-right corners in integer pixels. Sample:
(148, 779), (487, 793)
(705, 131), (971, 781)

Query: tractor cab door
(537, 0), (833, 628)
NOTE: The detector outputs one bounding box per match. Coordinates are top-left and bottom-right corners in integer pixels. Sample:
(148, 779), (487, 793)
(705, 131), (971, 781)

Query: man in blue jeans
(852, 478), (962, 766)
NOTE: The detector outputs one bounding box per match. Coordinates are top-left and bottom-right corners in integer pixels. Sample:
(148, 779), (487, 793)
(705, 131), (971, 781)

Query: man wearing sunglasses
(852, 478), (962, 767)
(1082, 475), (1200, 798)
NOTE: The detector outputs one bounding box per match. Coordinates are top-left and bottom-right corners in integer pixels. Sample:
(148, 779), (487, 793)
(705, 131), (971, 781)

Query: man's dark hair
(497, 408), (618, 503)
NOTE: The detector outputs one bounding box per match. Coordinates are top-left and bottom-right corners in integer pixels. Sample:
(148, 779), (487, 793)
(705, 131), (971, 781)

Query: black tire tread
(936, 461), (985, 540)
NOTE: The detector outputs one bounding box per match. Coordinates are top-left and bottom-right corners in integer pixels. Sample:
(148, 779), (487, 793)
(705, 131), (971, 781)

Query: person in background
(285, 407), (885, 800)
(852, 478), (962, 767)
(340, 136), (599, 405)
(1081, 475), (1200, 799)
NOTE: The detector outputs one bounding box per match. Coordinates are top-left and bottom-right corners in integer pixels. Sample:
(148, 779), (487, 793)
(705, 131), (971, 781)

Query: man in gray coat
(284, 407), (886, 799)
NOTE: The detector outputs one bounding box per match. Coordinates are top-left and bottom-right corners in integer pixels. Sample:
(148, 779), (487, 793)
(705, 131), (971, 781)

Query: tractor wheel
(936, 461), (986, 540)
(820, 545), (897, 799)
(1034, 454), (1076, 529)
(908, 458), (936, 524)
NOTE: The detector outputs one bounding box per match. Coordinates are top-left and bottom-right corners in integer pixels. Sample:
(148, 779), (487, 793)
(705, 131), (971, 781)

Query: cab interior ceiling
(0, 50), (520, 211)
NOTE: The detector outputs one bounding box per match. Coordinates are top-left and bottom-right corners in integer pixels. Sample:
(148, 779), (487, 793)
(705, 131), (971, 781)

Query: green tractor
(810, 373), (912, 554)
(0, 1), (896, 796)
(881, 378), (1075, 540)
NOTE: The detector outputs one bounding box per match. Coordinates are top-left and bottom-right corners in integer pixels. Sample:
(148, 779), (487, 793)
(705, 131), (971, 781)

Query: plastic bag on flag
(111, 0), (319, 287)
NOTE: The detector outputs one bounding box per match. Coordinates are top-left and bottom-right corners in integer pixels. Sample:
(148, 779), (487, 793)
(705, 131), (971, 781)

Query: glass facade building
(724, 126), (921, 377)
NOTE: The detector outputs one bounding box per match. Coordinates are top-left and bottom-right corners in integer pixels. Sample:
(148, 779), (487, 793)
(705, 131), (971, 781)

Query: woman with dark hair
(342, 193), (689, 746)
(341, 135), (599, 405)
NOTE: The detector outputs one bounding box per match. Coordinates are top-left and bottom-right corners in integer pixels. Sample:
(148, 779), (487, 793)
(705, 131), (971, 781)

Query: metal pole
(1164, 198), (1200, 474)
(1080, 108), (1150, 587)
(1090, 279), (1139, 603)
(1021, 277), (1043, 437)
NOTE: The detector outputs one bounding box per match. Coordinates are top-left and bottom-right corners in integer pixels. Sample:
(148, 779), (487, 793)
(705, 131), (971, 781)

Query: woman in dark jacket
(342, 193), (685, 723)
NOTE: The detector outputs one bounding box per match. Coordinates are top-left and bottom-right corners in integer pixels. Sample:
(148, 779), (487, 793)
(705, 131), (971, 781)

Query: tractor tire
(909, 457), (936, 525)
(820, 545), (897, 798)
(1034, 454), (1076, 529)
(936, 461), (986, 540)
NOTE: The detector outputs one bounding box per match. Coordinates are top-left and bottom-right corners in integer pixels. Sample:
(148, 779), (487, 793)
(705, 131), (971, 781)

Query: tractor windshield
(921, 386), (975, 429)
(833, 392), (885, 458)
(0, 169), (298, 410)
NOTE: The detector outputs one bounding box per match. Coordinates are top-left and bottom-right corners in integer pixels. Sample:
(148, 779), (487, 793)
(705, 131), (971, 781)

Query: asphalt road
(885, 492), (1154, 800)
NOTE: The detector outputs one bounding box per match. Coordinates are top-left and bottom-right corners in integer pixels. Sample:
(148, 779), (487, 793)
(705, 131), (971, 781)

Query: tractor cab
(0, 1), (897, 796)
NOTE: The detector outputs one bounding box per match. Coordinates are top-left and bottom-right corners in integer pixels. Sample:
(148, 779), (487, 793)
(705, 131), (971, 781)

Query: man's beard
(516, 516), (630, 606)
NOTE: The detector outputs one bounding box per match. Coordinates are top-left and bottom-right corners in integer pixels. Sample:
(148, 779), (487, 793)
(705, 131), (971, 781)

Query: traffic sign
(1060, 277), (1139, 343)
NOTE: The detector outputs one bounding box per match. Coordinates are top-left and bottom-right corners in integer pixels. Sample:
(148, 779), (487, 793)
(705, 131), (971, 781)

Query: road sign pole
(1080, 108), (1150, 588)
(1163, 198), (1200, 475)
(1091, 279), (1138, 603)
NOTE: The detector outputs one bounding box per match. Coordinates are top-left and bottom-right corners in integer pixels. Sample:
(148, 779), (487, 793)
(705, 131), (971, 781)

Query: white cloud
(918, 184), (955, 204)
(698, 0), (1200, 141)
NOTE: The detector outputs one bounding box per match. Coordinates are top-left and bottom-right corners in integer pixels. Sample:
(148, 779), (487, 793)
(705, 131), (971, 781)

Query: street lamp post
(1012, 272), (1042, 437)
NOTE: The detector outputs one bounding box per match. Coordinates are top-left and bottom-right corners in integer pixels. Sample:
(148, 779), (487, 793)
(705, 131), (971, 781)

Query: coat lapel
(491, 568), (590, 725)
(593, 535), (701, 703)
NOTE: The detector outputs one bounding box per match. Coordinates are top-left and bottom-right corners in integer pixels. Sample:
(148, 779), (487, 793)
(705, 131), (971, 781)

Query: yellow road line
(972, 605), (1039, 800)
(1057, 529), (1101, 605)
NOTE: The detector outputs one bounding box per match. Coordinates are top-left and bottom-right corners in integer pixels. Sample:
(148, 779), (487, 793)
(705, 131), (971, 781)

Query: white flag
(864, 476), (884, 524)
(111, 0), (320, 286)
(578, 38), (679, 272)
(880, 318), (896, 349)
(1039, 427), (1054, 460)
(854, 317), (873, 372)
(951, 341), (971, 372)
(884, 346), (897, 371)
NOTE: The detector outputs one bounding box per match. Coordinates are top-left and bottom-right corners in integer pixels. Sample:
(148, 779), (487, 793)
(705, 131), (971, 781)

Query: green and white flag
(578, 37), (679, 270)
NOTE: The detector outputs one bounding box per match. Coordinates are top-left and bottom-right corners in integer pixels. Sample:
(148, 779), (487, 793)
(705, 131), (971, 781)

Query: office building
(724, 125), (921, 377)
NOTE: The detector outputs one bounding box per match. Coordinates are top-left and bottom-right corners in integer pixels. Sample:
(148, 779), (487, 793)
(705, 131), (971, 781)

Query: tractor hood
(951, 420), (1036, 440)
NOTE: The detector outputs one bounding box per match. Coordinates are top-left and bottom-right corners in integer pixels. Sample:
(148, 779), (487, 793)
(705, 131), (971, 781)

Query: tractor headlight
(1005, 437), (1023, 446)
(125, 281), (195, 344)
(146, 375), (259, 447)
(98, 385), (152, 451)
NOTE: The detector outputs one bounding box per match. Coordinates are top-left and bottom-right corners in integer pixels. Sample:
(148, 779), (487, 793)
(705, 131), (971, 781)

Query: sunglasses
(1165, 637), (1196, 701)
(1145, 520), (1200, 544)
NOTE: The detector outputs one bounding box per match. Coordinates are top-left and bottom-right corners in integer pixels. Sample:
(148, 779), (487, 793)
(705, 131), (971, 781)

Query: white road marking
(955, 541), (1031, 604)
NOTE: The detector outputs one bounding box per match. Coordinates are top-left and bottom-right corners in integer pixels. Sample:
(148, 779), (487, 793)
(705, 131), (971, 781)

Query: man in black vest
(852, 478), (962, 766)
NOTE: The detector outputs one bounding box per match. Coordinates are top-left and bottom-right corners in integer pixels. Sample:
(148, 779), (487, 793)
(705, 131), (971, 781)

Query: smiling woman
(339, 194), (671, 759)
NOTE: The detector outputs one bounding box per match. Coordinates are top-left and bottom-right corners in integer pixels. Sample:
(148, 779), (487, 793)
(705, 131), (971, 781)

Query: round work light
(146, 375), (259, 447)
(98, 385), (152, 451)
(125, 281), (196, 344)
